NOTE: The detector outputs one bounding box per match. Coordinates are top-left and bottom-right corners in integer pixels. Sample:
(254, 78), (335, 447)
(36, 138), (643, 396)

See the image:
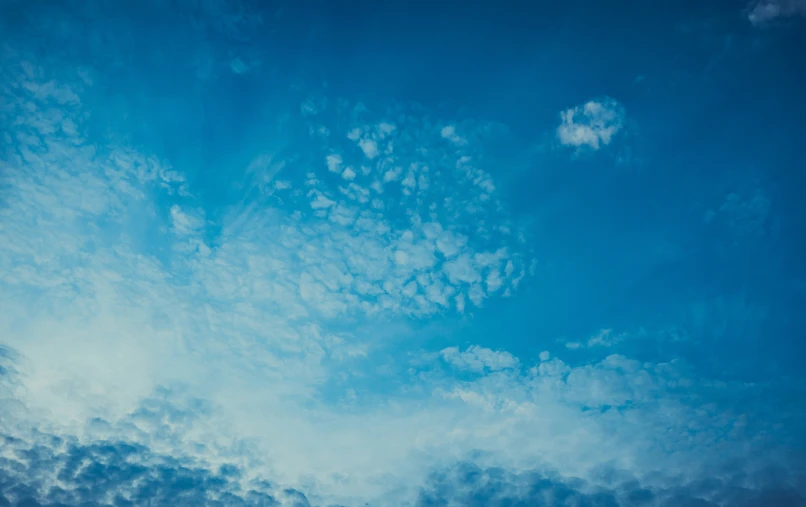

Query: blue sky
(1, 1), (805, 506)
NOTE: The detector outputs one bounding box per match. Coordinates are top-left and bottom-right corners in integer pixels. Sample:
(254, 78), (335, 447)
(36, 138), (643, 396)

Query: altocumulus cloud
(1, 16), (805, 507)
(556, 97), (626, 151)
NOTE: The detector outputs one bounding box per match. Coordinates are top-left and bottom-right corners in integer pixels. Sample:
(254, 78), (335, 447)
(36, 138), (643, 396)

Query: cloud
(417, 462), (806, 507)
(441, 125), (468, 146)
(704, 185), (772, 245)
(229, 57), (250, 74)
(1, 37), (803, 507)
(0, 44), (536, 506)
(171, 205), (204, 236)
(359, 138), (379, 159)
(565, 328), (624, 350)
(556, 97), (625, 151)
(174, 0), (264, 39)
(441, 346), (519, 373)
(0, 430), (293, 507)
(341, 167), (356, 181)
(325, 153), (343, 173)
(748, 0), (806, 24)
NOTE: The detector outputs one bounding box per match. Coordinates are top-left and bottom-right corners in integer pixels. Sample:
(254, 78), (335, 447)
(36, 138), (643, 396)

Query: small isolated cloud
(341, 167), (357, 180)
(325, 153), (343, 173)
(748, 0), (806, 24)
(557, 97), (625, 150)
(359, 138), (379, 159)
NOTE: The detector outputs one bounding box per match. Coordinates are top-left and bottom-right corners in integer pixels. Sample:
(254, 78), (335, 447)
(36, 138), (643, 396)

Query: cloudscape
(1, 1), (805, 506)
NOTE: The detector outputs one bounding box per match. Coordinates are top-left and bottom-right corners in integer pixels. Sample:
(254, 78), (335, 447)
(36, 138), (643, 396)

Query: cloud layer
(1, 9), (805, 507)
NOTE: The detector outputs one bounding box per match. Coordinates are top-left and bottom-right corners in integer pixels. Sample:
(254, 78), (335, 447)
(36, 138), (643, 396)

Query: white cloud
(378, 122), (396, 137)
(565, 328), (624, 350)
(443, 254), (482, 285)
(748, 0), (806, 23)
(308, 190), (335, 209)
(341, 166), (357, 180)
(556, 97), (625, 150)
(325, 153), (343, 173)
(441, 125), (467, 146)
(383, 166), (402, 182)
(359, 138), (379, 159)
(441, 346), (519, 373)
(170, 205), (204, 235)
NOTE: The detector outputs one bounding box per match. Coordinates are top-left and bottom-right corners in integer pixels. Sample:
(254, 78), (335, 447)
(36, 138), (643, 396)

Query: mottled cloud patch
(704, 185), (773, 245)
(1, 27), (804, 507)
(269, 99), (535, 318)
(0, 433), (288, 507)
(0, 44), (535, 506)
(441, 346), (519, 373)
(440, 125), (468, 146)
(557, 97), (625, 151)
(417, 462), (806, 507)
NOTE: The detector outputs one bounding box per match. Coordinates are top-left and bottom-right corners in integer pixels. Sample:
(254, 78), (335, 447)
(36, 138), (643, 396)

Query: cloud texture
(1, 2), (805, 506)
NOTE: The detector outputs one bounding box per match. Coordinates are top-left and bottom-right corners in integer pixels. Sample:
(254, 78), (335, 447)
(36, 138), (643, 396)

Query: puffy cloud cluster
(3, 341), (803, 506)
(440, 346), (519, 373)
(556, 97), (626, 151)
(417, 462), (806, 507)
(0, 434), (291, 507)
(238, 99), (532, 319)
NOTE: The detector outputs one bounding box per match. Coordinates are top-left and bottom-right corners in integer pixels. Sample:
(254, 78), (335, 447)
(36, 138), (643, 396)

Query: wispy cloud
(565, 328), (625, 350)
(229, 57), (250, 74)
(704, 184), (773, 245)
(747, 0), (806, 24)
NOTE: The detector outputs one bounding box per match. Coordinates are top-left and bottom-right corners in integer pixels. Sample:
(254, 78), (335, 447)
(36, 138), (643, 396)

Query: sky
(1, 0), (805, 506)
